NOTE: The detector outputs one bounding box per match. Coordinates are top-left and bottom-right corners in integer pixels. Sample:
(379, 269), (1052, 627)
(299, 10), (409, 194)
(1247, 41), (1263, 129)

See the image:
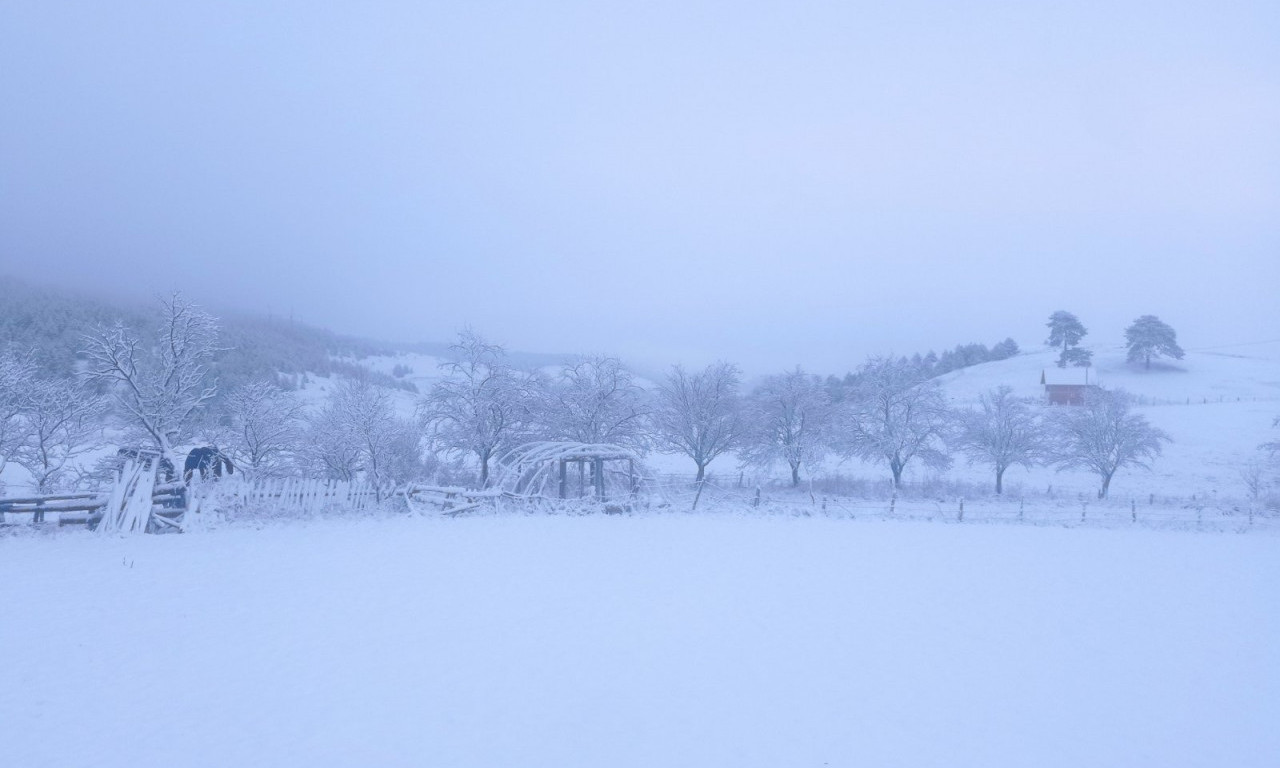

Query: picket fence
(188, 476), (379, 520)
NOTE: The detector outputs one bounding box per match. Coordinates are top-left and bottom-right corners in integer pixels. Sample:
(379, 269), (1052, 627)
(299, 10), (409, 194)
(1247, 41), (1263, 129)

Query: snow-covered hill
(926, 343), (1280, 501)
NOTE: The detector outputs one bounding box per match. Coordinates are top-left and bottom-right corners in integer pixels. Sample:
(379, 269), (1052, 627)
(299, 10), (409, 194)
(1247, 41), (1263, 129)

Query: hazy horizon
(3, 1), (1277, 373)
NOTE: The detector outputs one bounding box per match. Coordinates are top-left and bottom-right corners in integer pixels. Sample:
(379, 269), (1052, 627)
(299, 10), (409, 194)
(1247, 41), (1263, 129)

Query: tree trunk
(1099, 472), (1112, 499)
(479, 455), (489, 488)
(891, 463), (903, 489)
(790, 463), (800, 487)
(695, 463), (706, 482)
(995, 466), (1005, 495)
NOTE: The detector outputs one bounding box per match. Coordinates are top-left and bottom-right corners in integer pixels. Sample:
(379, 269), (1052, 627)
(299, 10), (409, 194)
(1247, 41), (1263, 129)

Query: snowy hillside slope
(938, 342), (1280, 405)
(926, 344), (1280, 501)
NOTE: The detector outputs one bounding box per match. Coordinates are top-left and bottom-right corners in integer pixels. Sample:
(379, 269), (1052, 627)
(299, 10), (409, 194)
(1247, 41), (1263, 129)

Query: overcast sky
(2, 1), (1277, 373)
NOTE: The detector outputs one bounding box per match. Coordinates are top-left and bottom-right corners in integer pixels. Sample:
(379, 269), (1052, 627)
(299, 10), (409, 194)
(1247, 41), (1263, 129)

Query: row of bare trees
(412, 332), (1174, 499)
(0, 300), (1191, 500)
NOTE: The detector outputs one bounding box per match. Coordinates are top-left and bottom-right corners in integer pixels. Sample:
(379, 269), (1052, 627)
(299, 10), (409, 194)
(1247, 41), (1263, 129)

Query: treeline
(0, 294), (1185, 502)
(0, 276), (415, 393)
(825, 337), (1020, 400)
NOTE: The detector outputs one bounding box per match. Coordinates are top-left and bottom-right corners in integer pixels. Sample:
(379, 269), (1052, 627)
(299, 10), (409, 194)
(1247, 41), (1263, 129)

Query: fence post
(958, 497), (964, 522)
(1131, 498), (1136, 523)
(889, 493), (896, 516)
(1019, 497), (1024, 521)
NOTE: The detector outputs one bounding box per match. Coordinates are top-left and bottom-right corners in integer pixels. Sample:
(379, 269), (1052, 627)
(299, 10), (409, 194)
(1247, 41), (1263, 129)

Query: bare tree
(1049, 388), (1171, 499)
(954, 385), (1043, 494)
(740, 367), (830, 486)
(537, 355), (649, 448)
(1263, 416), (1280, 458)
(301, 403), (361, 482)
(651, 362), (744, 482)
(301, 379), (422, 497)
(1239, 457), (1267, 502)
(221, 381), (304, 478)
(81, 294), (220, 464)
(418, 330), (530, 488)
(839, 357), (952, 489)
(12, 376), (105, 492)
(335, 378), (420, 497)
(0, 349), (37, 485)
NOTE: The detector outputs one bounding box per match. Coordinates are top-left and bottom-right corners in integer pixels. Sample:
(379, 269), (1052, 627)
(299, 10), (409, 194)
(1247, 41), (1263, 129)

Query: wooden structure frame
(492, 442), (644, 501)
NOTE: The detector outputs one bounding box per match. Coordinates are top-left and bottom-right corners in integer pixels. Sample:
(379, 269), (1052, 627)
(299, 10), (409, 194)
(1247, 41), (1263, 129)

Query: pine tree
(1124, 315), (1184, 370)
(1046, 311), (1090, 368)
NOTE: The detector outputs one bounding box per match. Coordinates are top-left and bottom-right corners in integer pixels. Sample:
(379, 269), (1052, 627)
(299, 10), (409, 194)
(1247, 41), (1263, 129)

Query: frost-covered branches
(81, 294), (220, 461)
(1124, 315), (1184, 369)
(418, 330), (531, 487)
(301, 404), (361, 482)
(12, 377), (105, 492)
(221, 381), (304, 478)
(839, 357), (952, 488)
(954, 385), (1043, 494)
(652, 362), (744, 482)
(740, 367), (830, 486)
(538, 355), (649, 449)
(0, 349), (37, 482)
(1049, 388), (1170, 498)
(303, 379), (421, 496)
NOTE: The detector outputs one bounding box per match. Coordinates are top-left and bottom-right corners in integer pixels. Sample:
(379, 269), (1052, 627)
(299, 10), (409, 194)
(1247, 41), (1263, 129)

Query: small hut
(492, 442), (645, 502)
(1041, 369), (1100, 406)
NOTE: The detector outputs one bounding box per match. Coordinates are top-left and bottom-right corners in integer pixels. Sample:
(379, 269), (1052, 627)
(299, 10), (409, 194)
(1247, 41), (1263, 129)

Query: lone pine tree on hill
(1045, 311), (1093, 368)
(1124, 315), (1185, 369)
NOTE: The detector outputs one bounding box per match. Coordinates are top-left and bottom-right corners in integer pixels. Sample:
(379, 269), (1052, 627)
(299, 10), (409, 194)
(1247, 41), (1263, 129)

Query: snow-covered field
(3, 513), (1277, 768)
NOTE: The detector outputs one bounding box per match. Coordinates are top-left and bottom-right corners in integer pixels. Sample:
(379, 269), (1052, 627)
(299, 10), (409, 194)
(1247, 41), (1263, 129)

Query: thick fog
(2, 1), (1276, 372)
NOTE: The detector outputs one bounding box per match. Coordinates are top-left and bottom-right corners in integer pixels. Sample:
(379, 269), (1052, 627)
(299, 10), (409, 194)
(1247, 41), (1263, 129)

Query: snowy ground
(3, 513), (1277, 768)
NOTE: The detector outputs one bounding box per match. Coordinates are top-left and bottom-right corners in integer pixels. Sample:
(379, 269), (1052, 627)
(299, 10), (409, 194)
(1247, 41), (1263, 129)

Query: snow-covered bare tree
(1049, 388), (1171, 499)
(418, 330), (530, 488)
(0, 349), (37, 486)
(838, 356), (952, 489)
(334, 378), (420, 497)
(12, 376), (106, 492)
(740, 367), (831, 486)
(652, 362), (744, 482)
(1239, 457), (1267, 502)
(1124, 315), (1184, 370)
(537, 355), (649, 448)
(1046, 310), (1092, 368)
(302, 379), (422, 496)
(81, 293), (220, 464)
(954, 385), (1043, 494)
(221, 381), (304, 478)
(1263, 416), (1280, 469)
(301, 404), (361, 482)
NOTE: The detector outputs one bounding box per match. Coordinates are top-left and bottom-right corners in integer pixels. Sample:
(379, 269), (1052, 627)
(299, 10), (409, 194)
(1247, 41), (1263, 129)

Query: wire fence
(629, 478), (1280, 534)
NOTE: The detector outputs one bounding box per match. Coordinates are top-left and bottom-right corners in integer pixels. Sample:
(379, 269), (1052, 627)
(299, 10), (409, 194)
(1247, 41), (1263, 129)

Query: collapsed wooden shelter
(492, 441), (645, 501)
